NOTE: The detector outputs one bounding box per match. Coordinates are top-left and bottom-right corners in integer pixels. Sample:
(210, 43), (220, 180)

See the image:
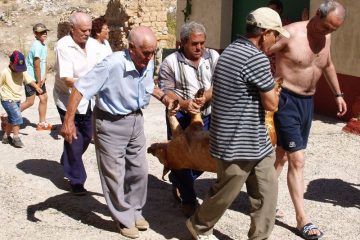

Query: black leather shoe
(181, 201), (199, 218)
(70, 184), (87, 196)
(172, 186), (182, 203)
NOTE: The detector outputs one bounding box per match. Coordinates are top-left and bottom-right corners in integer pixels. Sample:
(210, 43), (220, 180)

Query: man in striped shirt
(186, 8), (289, 240)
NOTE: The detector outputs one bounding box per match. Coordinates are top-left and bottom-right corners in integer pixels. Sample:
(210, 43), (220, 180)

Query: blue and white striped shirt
(209, 36), (274, 161)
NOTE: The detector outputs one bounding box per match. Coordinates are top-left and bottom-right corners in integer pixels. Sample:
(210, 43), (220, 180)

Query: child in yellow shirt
(0, 51), (43, 148)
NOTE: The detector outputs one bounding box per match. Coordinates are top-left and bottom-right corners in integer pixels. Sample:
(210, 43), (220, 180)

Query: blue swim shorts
(274, 88), (313, 152)
(1, 100), (23, 125)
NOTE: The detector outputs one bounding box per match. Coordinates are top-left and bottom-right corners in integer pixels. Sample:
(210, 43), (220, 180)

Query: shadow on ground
(0, 118), (60, 139)
(275, 178), (360, 238)
(275, 219), (299, 236)
(21, 117), (37, 130)
(144, 175), (248, 239)
(0, 117), (33, 136)
(17, 159), (252, 238)
(17, 159), (116, 232)
(304, 178), (360, 209)
(49, 124), (62, 140)
(17, 159), (68, 191)
(26, 191), (116, 232)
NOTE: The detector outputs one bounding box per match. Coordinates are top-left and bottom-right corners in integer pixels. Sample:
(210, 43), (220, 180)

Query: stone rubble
(0, 0), (176, 66)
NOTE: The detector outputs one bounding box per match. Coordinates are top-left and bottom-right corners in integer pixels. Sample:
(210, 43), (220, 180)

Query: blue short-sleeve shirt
(75, 50), (155, 115)
(26, 40), (48, 81)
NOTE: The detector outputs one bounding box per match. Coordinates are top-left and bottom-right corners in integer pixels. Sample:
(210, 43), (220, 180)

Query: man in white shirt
(54, 11), (99, 195)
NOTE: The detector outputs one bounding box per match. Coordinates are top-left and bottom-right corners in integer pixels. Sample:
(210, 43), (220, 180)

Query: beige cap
(246, 7), (290, 38)
(33, 23), (50, 33)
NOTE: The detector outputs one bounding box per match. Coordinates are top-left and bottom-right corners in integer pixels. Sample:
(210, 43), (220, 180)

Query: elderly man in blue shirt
(60, 26), (173, 239)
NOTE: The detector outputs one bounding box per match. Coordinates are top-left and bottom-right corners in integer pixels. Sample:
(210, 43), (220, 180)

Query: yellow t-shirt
(0, 67), (34, 101)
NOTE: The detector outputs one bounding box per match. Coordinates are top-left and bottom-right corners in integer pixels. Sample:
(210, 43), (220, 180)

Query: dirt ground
(0, 53), (359, 240)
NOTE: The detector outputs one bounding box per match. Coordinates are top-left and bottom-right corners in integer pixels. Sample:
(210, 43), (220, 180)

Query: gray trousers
(93, 108), (148, 228)
(190, 153), (277, 240)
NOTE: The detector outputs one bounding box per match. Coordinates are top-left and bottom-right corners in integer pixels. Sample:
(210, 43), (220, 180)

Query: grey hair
(318, 0), (346, 19)
(69, 11), (92, 26)
(180, 21), (206, 42)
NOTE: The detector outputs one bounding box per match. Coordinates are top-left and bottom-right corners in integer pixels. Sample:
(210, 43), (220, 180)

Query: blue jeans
(1, 100), (22, 125)
(57, 106), (92, 185)
(166, 111), (211, 204)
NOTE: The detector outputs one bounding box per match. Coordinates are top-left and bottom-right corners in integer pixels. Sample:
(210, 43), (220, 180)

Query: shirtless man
(269, 1), (347, 239)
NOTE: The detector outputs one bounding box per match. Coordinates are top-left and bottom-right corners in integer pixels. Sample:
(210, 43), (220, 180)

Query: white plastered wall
(176, 0), (233, 49)
(311, 0), (360, 77)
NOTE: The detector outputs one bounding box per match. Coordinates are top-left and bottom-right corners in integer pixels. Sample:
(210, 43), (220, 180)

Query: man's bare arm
(152, 87), (180, 114)
(165, 90), (201, 114)
(60, 89), (83, 143)
(152, 87), (173, 107)
(62, 77), (76, 88)
(203, 87), (213, 103)
(323, 56), (347, 117)
(260, 88), (279, 112)
(268, 36), (288, 55)
(28, 81), (43, 94)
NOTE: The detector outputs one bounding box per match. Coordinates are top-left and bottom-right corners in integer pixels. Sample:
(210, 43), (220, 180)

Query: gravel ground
(0, 53), (359, 240)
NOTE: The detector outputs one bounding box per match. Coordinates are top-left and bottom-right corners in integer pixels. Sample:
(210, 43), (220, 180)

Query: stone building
(105, 0), (169, 51)
(57, 0), (170, 50)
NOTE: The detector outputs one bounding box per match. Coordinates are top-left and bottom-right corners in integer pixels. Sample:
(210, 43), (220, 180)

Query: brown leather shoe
(135, 217), (149, 230)
(119, 226), (139, 239)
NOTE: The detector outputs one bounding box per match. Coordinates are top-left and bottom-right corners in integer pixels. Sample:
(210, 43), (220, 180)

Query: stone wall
(57, 0), (170, 51)
(105, 0), (169, 51)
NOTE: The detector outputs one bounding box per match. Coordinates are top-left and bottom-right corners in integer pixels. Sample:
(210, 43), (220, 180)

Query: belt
(2, 99), (20, 103)
(94, 107), (142, 120)
(124, 109), (143, 117)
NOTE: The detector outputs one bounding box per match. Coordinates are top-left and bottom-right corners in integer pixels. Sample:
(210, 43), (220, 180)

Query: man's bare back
(272, 21), (332, 95)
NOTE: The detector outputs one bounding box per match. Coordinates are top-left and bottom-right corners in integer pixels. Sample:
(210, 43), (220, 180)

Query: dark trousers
(166, 111), (211, 204)
(57, 106), (92, 185)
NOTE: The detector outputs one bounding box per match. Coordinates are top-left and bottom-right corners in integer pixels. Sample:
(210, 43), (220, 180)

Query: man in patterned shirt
(158, 21), (219, 218)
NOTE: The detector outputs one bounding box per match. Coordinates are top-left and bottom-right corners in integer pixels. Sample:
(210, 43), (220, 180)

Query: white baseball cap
(246, 7), (290, 38)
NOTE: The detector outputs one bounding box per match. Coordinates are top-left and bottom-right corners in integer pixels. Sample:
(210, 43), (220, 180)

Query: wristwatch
(334, 92), (344, 98)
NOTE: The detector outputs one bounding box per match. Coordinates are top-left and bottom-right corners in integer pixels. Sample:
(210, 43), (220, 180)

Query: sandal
(298, 223), (324, 240)
(36, 122), (53, 131)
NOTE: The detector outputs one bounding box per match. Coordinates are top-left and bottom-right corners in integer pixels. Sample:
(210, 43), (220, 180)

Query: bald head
(128, 26), (157, 71)
(312, 0), (345, 36)
(318, 0), (346, 20)
(128, 26), (157, 48)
